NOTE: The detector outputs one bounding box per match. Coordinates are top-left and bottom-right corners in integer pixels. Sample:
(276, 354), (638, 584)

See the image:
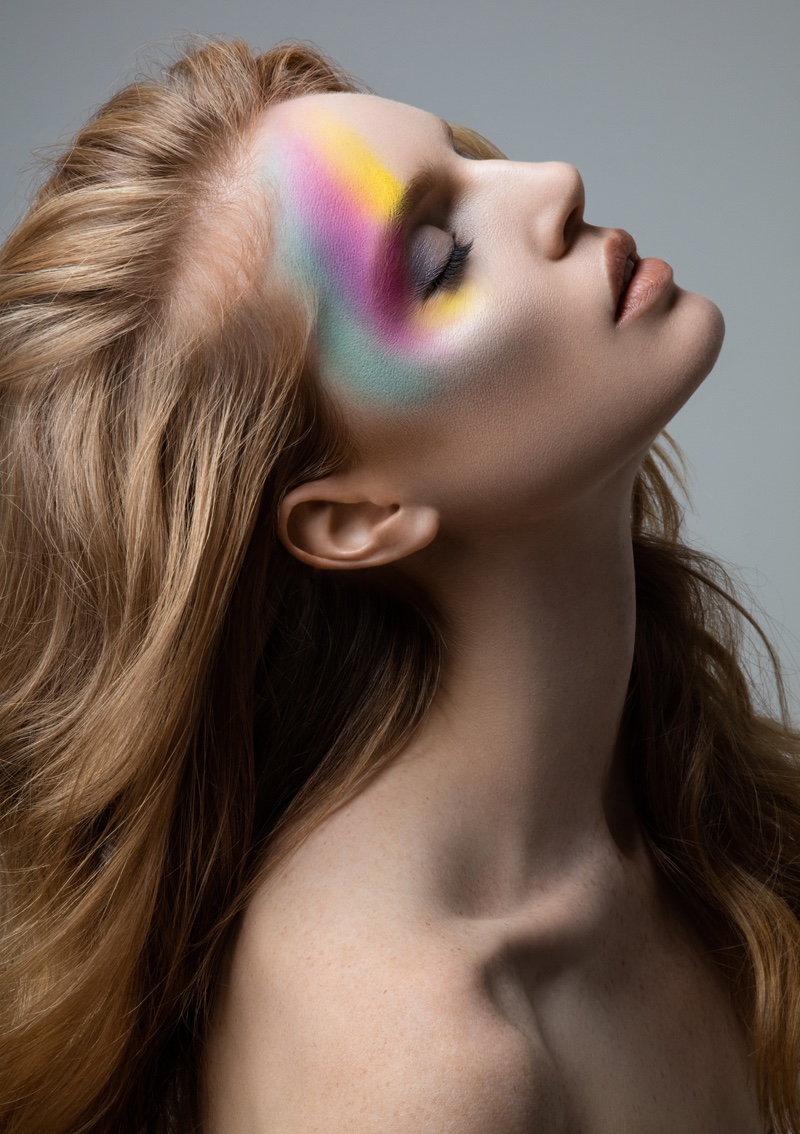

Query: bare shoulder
(202, 827), (557, 1134)
(202, 802), (766, 1134)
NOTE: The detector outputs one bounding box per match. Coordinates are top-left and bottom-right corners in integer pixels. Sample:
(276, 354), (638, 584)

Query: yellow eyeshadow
(307, 112), (403, 220)
(414, 281), (480, 329)
(294, 108), (479, 337)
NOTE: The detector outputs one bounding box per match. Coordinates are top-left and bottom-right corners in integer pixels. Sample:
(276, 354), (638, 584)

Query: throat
(359, 494), (641, 913)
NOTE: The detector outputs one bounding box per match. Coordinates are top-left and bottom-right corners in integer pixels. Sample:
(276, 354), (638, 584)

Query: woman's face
(251, 92), (724, 531)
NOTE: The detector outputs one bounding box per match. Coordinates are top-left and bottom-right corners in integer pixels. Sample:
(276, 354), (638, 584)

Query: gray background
(2, 0), (798, 720)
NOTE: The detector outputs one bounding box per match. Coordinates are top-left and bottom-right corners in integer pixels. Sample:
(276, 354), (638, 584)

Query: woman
(0, 36), (797, 1134)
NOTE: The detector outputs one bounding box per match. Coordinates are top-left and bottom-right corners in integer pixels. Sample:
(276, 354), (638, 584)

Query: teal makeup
(264, 108), (478, 408)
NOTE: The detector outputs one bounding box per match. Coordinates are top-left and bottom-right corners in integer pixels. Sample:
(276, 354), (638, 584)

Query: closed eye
(422, 237), (474, 298)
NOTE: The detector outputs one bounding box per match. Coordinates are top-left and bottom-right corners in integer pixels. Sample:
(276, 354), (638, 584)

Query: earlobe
(278, 482), (439, 570)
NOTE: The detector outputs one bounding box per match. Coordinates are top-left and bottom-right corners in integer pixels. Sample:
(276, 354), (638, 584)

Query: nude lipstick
(606, 229), (674, 326)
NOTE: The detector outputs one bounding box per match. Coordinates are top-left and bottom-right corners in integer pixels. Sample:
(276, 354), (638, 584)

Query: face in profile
(251, 92), (725, 532)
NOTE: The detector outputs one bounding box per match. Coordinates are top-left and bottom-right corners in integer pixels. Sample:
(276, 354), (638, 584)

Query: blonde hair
(0, 38), (797, 1134)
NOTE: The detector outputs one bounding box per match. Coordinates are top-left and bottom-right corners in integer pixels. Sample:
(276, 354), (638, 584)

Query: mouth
(605, 229), (640, 318)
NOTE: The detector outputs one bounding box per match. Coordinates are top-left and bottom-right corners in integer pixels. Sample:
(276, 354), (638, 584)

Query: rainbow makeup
(263, 108), (479, 408)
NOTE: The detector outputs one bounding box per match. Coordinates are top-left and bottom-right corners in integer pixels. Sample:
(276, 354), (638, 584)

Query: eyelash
(423, 235), (474, 299)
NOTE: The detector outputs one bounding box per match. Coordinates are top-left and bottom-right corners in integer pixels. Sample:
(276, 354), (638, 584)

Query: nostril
(552, 164), (585, 255)
(562, 203), (583, 250)
(562, 207), (580, 242)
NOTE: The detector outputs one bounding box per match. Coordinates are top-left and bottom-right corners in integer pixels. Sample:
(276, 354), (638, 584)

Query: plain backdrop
(2, 0), (798, 720)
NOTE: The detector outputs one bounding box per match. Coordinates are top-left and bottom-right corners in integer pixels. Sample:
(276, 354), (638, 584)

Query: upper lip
(605, 229), (640, 311)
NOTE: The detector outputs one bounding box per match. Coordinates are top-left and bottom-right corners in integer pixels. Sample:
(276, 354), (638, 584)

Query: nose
(502, 161), (586, 259)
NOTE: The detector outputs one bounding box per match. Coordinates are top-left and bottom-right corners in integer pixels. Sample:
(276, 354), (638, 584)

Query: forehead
(252, 91), (446, 179)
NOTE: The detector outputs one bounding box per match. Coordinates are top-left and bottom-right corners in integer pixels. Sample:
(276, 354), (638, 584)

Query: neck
(381, 471), (640, 909)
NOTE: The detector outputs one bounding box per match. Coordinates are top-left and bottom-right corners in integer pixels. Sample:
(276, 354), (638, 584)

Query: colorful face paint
(262, 108), (479, 408)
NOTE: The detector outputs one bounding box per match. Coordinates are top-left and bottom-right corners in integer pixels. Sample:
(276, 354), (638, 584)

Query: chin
(621, 290), (726, 462)
(673, 288), (726, 391)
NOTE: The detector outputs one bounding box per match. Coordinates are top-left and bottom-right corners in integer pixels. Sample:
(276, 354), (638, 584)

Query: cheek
(317, 277), (485, 409)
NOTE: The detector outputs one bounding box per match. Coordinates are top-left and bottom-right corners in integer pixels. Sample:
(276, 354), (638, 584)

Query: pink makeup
(263, 109), (478, 406)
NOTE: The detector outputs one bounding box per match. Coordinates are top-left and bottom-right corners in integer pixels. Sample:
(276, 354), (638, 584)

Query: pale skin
(203, 92), (764, 1132)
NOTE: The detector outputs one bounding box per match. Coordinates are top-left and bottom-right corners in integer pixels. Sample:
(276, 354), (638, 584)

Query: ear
(277, 478), (439, 570)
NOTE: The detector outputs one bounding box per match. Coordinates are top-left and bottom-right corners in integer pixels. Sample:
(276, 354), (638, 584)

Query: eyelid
(373, 135), (470, 301)
(405, 185), (473, 301)
(421, 235), (473, 300)
(374, 168), (452, 294)
(405, 219), (474, 302)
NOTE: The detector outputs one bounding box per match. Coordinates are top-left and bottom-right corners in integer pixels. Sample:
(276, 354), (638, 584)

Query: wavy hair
(0, 37), (798, 1134)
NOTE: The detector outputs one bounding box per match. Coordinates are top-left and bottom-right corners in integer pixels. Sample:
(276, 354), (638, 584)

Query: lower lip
(615, 257), (674, 325)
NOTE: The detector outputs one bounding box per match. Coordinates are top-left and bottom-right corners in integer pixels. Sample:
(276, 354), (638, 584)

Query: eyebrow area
(385, 166), (439, 230)
(384, 118), (457, 229)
